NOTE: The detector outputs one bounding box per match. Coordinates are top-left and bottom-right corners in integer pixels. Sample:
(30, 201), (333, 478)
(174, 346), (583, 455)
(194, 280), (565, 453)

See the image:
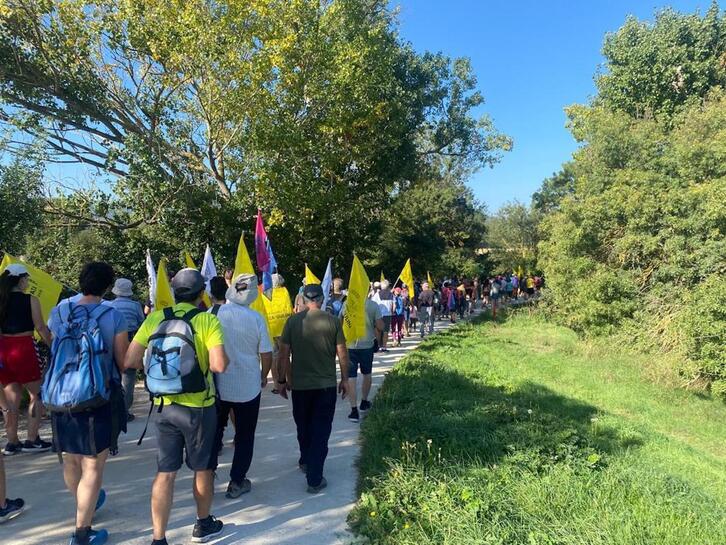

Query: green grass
(349, 311), (726, 545)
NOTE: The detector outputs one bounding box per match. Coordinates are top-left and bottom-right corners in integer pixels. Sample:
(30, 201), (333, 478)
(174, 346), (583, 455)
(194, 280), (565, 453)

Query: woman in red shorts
(0, 263), (53, 455)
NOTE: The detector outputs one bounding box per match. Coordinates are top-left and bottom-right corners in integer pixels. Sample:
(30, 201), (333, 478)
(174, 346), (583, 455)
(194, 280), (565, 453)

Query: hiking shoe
(348, 408), (360, 423)
(359, 400), (372, 412)
(0, 498), (24, 523)
(225, 479), (251, 499)
(191, 515), (223, 543)
(307, 477), (328, 494)
(2, 442), (21, 456)
(69, 528), (108, 545)
(94, 489), (106, 513)
(21, 437), (52, 453)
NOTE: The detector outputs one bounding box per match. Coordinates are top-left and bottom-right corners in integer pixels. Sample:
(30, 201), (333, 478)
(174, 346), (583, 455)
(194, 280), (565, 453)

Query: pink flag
(255, 209), (270, 272)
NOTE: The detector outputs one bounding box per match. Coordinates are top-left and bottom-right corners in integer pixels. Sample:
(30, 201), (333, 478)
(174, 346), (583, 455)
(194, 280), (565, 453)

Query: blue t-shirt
(49, 302), (128, 378)
(106, 297), (145, 333)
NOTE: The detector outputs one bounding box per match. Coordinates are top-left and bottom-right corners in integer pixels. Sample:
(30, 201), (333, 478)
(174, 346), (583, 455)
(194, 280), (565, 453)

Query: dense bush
(538, 6), (726, 398)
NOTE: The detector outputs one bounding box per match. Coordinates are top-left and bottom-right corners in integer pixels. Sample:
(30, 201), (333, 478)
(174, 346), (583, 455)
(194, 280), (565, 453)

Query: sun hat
(112, 278), (133, 297)
(302, 284), (324, 301)
(226, 273), (259, 306)
(4, 263), (29, 277)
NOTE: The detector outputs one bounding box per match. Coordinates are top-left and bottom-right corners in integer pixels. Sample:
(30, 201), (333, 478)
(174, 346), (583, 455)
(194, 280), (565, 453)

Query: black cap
(303, 283), (324, 301)
(172, 268), (205, 298)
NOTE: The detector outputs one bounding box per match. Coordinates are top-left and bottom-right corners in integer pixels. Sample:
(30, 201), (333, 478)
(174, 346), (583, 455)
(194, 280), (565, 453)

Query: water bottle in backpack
(143, 308), (207, 398)
(42, 303), (115, 412)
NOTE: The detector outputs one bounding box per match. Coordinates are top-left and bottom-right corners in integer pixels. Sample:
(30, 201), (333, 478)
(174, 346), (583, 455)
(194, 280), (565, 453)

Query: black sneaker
(191, 515), (223, 543)
(2, 442), (21, 456)
(225, 479), (251, 499)
(21, 437), (52, 453)
(0, 497), (24, 523)
(359, 400), (372, 412)
(126, 413), (136, 422)
(348, 408), (359, 423)
(307, 477), (328, 494)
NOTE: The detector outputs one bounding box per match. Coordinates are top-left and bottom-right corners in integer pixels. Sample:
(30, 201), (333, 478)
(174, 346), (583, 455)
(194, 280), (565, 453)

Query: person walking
(46, 262), (129, 545)
(209, 273), (273, 499)
(0, 388), (24, 523)
(107, 278), (145, 422)
(0, 264), (53, 455)
(208, 276), (228, 312)
(390, 287), (405, 346)
(371, 280), (393, 351)
(125, 269), (228, 545)
(417, 282), (435, 338)
(340, 296), (383, 423)
(276, 284), (350, 493)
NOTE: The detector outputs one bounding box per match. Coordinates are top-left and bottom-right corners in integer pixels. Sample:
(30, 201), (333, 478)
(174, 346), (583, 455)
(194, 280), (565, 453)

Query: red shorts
(0, 335), (42, 385)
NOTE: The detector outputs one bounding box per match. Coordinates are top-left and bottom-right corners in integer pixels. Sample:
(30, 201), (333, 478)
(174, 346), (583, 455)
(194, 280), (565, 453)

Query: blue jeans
(291, 387), (337, 487)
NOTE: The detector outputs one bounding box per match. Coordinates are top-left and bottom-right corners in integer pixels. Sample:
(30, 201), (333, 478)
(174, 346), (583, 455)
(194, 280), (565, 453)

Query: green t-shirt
(133, 302), (224, 408)
(280, 308), (345, 390)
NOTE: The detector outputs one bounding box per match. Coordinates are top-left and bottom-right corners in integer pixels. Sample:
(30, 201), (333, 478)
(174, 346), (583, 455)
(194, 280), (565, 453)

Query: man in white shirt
(371, 279), (393, 352)
(209, 273), (273, 499)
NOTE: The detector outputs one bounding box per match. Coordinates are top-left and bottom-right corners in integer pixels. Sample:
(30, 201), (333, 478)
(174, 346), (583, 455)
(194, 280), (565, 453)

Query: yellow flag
(0, 253), (62, 324)
(399, 258), (415, 297)
(182, 251), (211, 308)
(427, 271), (433, 287)
(233, 233), (255, 276)
(342, 255), (369, 342)
(261, 286), (293, 338)
(380, 271), (385, 282)
(232, 234), (271, 335)
(183, 251), (196, 270)
(305, 264), (321, 285)
(155, 258), (175, 310)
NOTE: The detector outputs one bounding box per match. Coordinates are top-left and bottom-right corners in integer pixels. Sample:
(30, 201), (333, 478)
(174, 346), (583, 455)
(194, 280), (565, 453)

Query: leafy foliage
(0, 156), (44, 255)
(485, 201), (540, 273)
(538, 5), (726, 397)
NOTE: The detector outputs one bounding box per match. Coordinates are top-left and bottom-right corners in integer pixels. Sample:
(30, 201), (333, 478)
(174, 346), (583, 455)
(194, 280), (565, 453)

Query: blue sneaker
(0, 498), (24, 523)
(94, 489), (106, 513)
(69, 528), (108, 545)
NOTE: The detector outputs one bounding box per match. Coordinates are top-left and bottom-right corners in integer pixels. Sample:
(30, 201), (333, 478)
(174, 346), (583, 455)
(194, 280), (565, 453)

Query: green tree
(531, 163), (575, 214)
(485, 201), (540, 273)
(0, 156), (44, 255)
(597, 2), (726, 122)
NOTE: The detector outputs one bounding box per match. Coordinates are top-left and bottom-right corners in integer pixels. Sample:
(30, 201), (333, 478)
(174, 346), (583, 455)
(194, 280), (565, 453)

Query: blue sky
(394, 0), (718, 211)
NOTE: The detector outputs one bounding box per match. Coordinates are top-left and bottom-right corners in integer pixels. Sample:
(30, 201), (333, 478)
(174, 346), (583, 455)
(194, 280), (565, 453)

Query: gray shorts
(155, 403), (217, 472)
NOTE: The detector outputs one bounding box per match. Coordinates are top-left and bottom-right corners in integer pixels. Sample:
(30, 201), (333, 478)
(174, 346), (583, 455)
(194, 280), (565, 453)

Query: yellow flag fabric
(233, 234), (255, 276)
(184, 251), (196, 270)
(399, 258), (415, 297)
(0, 254), (62, 324)
(427, 271), (433, 287)
(305, 264), (321, 285)
(261, 286), (293, 338)
(155, 258), (175, 310)
(182, 251), (211, 307)
(342, 255), (369, 342)
(232, 234), (271, 335)
(380, 271), (385, 282)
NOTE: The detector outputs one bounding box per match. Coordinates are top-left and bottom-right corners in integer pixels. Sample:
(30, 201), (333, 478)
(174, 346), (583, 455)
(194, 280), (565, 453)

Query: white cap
(4, 263), (29, 277)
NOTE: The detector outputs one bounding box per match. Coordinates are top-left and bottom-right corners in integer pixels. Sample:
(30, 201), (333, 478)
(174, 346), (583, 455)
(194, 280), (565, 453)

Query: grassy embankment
(350, 310), (726, 545)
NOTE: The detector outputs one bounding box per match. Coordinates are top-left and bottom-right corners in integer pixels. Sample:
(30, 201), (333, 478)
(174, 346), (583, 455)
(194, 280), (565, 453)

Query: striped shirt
(212, 303), (273, 403)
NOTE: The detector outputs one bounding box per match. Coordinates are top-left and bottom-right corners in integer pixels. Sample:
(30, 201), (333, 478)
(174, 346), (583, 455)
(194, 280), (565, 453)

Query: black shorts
(155, 403), (217, 472)
(381, 316), (392, 333)
(348, 348), (374, 377)
(53, 403), (114, 456)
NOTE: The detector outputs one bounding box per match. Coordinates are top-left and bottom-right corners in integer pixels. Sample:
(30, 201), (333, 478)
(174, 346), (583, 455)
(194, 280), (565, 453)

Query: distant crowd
(0, 261), (542, 544)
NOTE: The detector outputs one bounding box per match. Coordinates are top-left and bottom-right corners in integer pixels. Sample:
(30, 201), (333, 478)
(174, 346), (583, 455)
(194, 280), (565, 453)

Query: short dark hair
(79, 262), (115, 296)
(209, 276), (227, 301)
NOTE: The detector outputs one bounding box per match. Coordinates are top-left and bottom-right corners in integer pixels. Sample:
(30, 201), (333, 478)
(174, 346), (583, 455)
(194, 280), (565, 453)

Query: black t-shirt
(1, 292), (34, 334)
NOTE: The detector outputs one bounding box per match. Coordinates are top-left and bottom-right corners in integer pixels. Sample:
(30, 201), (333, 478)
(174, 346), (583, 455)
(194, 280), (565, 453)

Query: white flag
(201, 244), (218, 295)
(145, 249), (157, 309)
(321, 258), (333, 312)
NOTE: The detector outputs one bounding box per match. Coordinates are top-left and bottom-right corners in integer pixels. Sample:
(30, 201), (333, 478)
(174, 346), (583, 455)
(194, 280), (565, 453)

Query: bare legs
(62, 450), (109, 528)
(2, 381), (43, 444)
(152, 470), (214, 541)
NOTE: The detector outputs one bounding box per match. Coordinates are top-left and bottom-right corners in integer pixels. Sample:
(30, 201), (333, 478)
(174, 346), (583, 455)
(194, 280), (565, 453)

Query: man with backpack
(45, 262), (130, 545)
(124, 268), (228, 545)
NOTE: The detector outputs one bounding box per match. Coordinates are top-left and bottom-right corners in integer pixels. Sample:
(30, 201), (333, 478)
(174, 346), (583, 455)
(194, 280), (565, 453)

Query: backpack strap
(210, 304), (221, 316)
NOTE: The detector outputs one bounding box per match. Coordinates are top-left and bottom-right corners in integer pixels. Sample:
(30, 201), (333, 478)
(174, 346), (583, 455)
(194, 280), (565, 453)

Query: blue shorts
(348, 348), (374, 377)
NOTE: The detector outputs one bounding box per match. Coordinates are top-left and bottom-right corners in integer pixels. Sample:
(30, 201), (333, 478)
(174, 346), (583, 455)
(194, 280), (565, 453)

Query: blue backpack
(42, 303), (114, 413)
(143, 308), (207, 399)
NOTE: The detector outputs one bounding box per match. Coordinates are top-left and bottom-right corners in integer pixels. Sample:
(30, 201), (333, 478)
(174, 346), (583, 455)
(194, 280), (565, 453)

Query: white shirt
(212, 303), (273, 403)
(372, 289), (393, 317)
